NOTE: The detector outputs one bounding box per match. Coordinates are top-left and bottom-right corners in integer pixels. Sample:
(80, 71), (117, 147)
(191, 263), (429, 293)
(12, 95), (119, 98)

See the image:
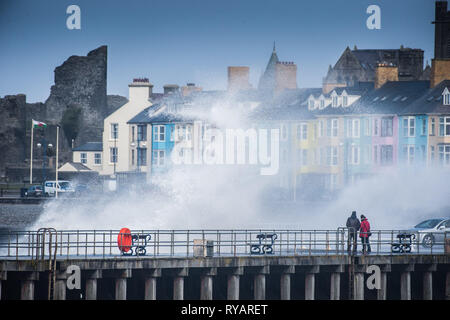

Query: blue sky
(0, 0), (435, 102)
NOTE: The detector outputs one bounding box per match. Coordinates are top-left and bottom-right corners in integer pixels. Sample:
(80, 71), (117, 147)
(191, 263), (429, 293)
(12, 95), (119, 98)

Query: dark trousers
(347, 233), (357, 253)
(361, 237), (371, 253)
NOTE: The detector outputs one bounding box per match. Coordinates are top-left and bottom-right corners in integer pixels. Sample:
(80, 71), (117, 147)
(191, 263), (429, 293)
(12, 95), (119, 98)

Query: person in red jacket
(359, 214), (371, 254)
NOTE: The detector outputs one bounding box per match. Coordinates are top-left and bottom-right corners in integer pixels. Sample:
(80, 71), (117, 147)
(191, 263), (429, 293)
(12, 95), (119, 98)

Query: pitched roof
(347, 80), (430, 115)
(72, 142), (102, 151)
(58, 162), (92, 172)
(401, 80), (450, 115)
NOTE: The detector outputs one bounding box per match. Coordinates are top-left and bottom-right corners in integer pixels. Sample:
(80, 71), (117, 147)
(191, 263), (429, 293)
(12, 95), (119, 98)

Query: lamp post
(37, 141), (53, 183)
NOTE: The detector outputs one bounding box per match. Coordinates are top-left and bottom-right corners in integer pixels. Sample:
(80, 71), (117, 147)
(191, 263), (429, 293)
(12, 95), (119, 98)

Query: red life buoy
(117, 228), (132, 253)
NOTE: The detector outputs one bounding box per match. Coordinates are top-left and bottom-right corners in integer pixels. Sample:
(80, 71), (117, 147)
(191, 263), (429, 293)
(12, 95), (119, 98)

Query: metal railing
(0, 229), (448, 260)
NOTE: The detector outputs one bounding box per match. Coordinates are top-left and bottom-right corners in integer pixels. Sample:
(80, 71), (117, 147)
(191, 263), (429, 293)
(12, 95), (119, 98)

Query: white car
(394, 218), (450, 252)
(43, 180), (75, 196)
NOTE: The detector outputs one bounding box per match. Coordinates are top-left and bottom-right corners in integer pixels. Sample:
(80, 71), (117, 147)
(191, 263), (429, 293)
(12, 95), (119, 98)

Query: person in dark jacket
(359, 214), (371, 254)
(346, 211), (360, 253)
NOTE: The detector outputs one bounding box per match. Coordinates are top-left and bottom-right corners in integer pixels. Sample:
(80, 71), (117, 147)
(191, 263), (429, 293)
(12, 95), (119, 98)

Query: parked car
(399, 218), (450, 249)
(24, 185), (43, 197)
(43, 180), (75, 196)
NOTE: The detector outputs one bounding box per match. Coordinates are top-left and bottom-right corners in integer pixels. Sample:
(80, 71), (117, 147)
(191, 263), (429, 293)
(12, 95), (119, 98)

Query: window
(154, 125), (165, 142)
(132, 126), (135, 142)
(421, 145), (426, 162)
(309, 99), (315, 109)
(403, 117), (415, 137)
(131, 149), (135, 165)
(137, 125), (147, 141)
(326, 146), (338, 166)
(94, 153), (101, 165)
(281, 124), (287, 140)
(110, 147), (118, 163)
(380, 145), (393, 165)
(342, 95), (348, 107)
(137, 148), (147, 166)
(443, 87), (450, 105)
(364, 119), (370, 136)
(319, 120), (324, 137)
(374, 119), (379, 136)
(152, 150), (165, 166)
(373, 145), (378, 164)
(421, 118), (427, 136)
(439, 117), (450, 136)
(431, 146), (435, 162)
(80, 153), (87, 164)
(300, 123), (308, 140)
(111, 123), (119, 140)
(350, 146), (360, 165)
(439, 145), (450, 166)
(347, 119), (360, 138)
(327, 119), (338, 137)
(320, 99), (325, 109)
(430, 118), (435, 136)
(403, 145), (415, 165)
(381, 117), (393, 137)
(332, 96), (338, 107)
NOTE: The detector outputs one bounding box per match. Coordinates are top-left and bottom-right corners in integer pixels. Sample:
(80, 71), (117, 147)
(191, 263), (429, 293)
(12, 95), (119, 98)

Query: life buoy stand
(117, 228), (132, 253)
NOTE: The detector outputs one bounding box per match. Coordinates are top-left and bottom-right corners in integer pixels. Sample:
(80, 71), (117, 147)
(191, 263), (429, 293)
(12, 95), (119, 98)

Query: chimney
(128, 78), (153, 101)
(374, 63), (398, 89)
(181, 83), (202, 97)
(274, 61), (297, 94)
(228, 66), (251, 92)
(163, 84), (180, 95)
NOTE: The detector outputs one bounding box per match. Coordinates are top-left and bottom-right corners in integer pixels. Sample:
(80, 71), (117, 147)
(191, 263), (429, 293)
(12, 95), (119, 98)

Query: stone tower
(431, 1), (450, 87)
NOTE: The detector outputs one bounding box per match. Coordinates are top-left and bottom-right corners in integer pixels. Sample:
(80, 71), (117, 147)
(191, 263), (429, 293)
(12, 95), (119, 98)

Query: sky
(0, 0), (435, 103)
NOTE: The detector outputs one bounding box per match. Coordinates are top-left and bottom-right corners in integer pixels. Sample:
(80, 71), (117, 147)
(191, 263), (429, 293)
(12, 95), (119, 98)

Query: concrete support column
(400, 272), (411, 300)
(305, 274), (315, 300)
(280, 266), (294, 300)
(376, 265), (390, 301)
(20, 272), (39, 300)
(354, 273), (365, 300)
(85, 270), (102, 301)
(304, 266), (319, 301)
(200, 268), (217, 300)
(377, 272), (387, 300)
(253, 266), (269, 300)
(144, 269), (161, 300)
(330, 265), (344, 301)
(115, 269), (132, 301)
(446, 271), (450, 300)
(227, 267), (243, 300)
(172, 268), (188, 300)
(0, 271), (6, 300)
(330, 273), (341, 300)
(423, 272), (433, 300)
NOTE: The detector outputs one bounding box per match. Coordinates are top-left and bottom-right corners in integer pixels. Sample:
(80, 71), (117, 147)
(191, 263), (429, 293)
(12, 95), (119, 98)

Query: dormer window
(320, 99), (325, 109)
(309, 99), (315, 110)
(332, 96), (338, 107)
(443, 87), (450, 105)
(342, 95), (348, 107)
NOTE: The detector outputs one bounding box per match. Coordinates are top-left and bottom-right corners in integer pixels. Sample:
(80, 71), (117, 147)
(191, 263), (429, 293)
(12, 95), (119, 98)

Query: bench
(250, 233), (278, 255)
(391, 233), (416, 253)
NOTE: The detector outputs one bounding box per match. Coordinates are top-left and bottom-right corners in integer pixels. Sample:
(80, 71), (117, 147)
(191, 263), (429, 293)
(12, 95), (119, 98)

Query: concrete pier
(200, 268), (216, 300)
(0, 253), (448, 300)
(144, 269), (161, 300)
(85, 270), (102, 300)
(0, 271), (6, 300)
(227, 267), (243, 300)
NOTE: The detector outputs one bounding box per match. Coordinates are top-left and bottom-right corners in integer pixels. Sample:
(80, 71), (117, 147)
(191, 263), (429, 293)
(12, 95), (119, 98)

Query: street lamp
(37, 141), (53, 183)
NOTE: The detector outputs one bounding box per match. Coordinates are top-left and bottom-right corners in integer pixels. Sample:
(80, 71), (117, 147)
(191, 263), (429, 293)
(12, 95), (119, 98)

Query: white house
(102, 78), (154, 176)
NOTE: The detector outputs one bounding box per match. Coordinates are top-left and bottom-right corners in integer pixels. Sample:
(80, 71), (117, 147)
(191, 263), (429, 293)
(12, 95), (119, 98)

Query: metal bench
(391, 233), (416, 253)
(250, 233), (278, 255)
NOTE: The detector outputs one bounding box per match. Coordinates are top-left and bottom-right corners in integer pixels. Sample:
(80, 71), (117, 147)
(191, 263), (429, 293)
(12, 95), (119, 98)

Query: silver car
(405, 218), (450, 248)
